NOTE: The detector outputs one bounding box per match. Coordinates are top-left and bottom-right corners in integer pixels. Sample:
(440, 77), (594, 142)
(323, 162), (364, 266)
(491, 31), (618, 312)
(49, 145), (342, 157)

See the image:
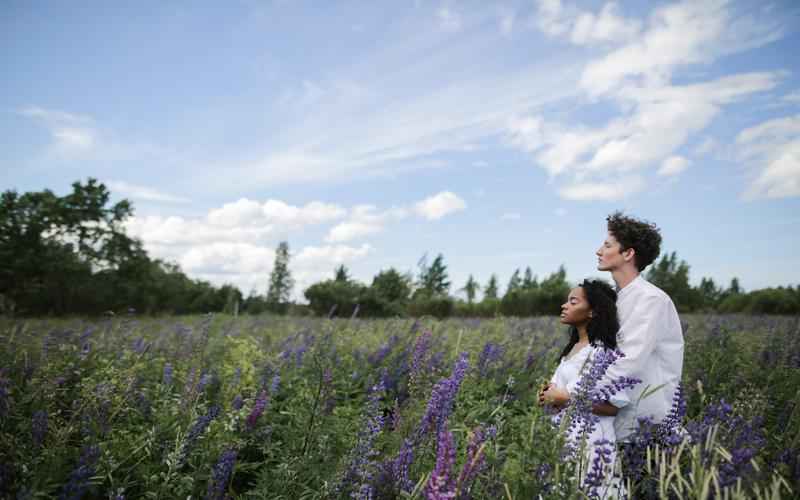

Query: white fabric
(551, 345), (624, 498)
(606, 275), (684, 441)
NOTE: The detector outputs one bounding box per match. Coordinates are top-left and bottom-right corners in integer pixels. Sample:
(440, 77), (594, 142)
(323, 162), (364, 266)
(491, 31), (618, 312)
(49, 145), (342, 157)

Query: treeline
(0, 179), (244, 316)
(2, 179), (798, 317)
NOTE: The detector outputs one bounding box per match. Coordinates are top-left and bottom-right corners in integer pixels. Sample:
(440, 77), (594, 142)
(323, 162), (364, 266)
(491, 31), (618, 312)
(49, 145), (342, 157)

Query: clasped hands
(537, 382), (569, 408)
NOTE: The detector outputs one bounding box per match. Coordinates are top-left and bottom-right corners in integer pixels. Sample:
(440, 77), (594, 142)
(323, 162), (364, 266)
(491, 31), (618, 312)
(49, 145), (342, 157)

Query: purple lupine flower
(368, 335), (399, 366)
(162, 363), (174, 386)
(322, 368), (336, 415)
(409, 330), (433, 392)
(135, 391), (152, 419)
(583, 439), (615, 497)
(417, 353), (470, 439)
(181, 406), (221, 464)
(455, 425), (494, 499)
(563, 348), (639, 447)
(390, 439), (415, 494)
(336, 381), (387, 499)
(206, 449), (237, 500)
(656, 383), (687, 447)
(477, 342), (504, 377)
(425, 427), (457, 500)
(59, 445), (100, 500)
(197, 372), (213, 394)
(231, 394), (244, 410)
(270, 374), (281, 395)
(246, 390), (269, 430)
(32, 410), (48, 448)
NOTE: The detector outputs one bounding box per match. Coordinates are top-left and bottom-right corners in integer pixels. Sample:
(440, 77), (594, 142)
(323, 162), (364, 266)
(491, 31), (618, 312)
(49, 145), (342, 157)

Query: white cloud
(106, 180), (190, 204)
(437, 6), (462, 32)
(414, 191), (467, 220)
(500, 212), (521, 221)
(535, 0), (639, 46)
(737, 115), (800, 199)
(658, 156), (690, 176)
(324, 204), (407, 243)
(694, 137), (717, 155)
(19, 106), (96, 153)
(208, 198), (346, 228)
(558, 176), (645, 201)
(579, 0), (729, 96)
(569, 2), (640, 46)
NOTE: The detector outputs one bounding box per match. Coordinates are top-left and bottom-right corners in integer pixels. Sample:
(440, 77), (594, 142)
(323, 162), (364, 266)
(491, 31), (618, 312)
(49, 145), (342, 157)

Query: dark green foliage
(266, 241), (293, 314)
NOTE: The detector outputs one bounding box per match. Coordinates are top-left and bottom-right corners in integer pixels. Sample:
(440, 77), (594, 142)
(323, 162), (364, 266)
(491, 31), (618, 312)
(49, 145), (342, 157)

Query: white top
(606, 275), (684, 441)
(551, 344), (617, 447)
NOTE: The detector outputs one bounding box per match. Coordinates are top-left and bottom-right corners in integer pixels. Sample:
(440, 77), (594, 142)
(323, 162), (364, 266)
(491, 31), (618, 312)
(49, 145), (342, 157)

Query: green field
(1, 314), (798, 499)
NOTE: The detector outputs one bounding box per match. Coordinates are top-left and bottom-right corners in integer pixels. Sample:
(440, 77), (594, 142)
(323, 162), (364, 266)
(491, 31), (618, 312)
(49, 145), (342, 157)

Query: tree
(371, 268), (411, 303)
(505, 268), (522, 297)
(0, 178), (139, 314)
(461, 275), (480, 304)
(483, 274), (499, 300)
(697, 277), (720, 310)
(646, 252), (695, 311)
(266, 241), (293, 313)
(522, 267), (538, 290)
(334, 264), (351, 283)
(415, 253), (450, 298)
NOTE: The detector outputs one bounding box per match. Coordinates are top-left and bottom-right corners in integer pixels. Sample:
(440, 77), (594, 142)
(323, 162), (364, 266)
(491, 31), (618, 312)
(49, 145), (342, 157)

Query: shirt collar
(617, 274), (643, 298)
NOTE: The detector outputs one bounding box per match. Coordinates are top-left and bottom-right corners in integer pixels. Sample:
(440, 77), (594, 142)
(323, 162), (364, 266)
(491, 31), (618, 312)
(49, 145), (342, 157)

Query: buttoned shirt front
(606, 275), (684, 441)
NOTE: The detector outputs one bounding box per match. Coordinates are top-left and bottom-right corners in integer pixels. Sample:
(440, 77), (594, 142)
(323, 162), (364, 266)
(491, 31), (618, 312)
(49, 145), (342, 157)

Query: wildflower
(336, 381), (387, 498)
(246, 390), (269, 430)
(425, 427), (457, 500)
(583, 439), (615, 497)
(477, 342), (504, 377)
(181, 406), (221, 464)
(59, 445), (101, 500)
(162, 363), (173, 386)
(206, 449), (237, 500)
(417, 352), (469, 439)
(197, 372), (213, 393)
(455, 425), (495, 499)
(32, 410), (48, 448)
(231, 394), (244, 410)
(409, 330), (433, 391)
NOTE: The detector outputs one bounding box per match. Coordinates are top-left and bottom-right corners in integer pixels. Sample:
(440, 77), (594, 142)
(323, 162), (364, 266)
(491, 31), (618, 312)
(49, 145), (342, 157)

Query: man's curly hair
(606, 211), (662, 272)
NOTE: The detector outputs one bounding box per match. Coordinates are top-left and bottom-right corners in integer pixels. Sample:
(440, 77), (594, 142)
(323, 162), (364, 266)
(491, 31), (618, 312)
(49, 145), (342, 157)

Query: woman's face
(560, 286), (592, 326)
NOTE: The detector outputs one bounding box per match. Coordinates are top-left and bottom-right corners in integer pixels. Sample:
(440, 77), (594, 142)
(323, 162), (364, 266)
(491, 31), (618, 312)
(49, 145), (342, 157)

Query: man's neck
(612, 268), (639, 291)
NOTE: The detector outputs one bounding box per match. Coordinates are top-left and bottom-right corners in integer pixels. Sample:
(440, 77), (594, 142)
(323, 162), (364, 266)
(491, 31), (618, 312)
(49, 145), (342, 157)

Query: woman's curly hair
(559, 279), (620, 360)
(607, 211), (662, 272)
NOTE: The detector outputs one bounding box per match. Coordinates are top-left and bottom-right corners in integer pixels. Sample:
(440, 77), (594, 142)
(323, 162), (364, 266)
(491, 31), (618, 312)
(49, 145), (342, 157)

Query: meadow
(1, 313), (798, 499)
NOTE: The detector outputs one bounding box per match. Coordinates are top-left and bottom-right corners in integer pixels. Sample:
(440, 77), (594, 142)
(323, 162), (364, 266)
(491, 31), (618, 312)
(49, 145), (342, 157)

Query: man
(597, 211), (684, 442)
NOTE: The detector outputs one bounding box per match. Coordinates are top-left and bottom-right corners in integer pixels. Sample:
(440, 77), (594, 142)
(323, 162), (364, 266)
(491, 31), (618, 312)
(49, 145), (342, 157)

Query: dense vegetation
(1, 314), (797, 498)
(2, 179), (799, 317)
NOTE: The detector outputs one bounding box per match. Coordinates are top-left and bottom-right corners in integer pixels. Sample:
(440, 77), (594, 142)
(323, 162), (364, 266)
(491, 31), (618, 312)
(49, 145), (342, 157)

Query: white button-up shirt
(606, 275), (684, 441)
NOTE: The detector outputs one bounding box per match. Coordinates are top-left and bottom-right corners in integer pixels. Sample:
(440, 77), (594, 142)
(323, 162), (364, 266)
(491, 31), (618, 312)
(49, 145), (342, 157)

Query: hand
(539, 384), (569, 408)
(537, 383), (551, 406)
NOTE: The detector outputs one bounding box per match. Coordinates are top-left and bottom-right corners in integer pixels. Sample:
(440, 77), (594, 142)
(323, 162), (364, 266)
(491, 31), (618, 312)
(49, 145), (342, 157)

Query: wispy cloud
(19, 106), (96, 154)
(106, 180), (190, 204)
(658, 156), (691, 177)
(737, 115), (800, 199)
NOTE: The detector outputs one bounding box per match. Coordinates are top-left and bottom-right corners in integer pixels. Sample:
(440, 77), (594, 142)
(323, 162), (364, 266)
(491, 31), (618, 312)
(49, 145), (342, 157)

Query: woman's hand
(538, 383), (570, 408)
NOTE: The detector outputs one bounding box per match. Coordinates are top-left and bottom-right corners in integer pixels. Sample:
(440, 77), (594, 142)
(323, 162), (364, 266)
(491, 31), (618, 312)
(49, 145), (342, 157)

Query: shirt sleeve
(605, 293), (665, 408)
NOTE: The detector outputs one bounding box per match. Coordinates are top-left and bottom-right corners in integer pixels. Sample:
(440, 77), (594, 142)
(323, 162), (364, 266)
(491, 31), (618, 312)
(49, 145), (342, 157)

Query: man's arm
(604, 293), (664, 409)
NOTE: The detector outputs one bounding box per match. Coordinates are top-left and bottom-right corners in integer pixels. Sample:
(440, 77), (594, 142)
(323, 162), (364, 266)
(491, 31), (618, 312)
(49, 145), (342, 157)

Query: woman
(538, 279), (626, 498)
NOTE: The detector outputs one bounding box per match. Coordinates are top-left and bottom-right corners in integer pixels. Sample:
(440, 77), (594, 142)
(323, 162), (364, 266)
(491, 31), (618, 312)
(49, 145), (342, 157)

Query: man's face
(596, 231), (629, 272)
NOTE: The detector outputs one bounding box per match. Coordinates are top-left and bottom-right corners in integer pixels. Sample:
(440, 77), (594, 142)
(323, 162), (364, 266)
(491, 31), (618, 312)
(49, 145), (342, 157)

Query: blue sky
(2, 0), (800, 299)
